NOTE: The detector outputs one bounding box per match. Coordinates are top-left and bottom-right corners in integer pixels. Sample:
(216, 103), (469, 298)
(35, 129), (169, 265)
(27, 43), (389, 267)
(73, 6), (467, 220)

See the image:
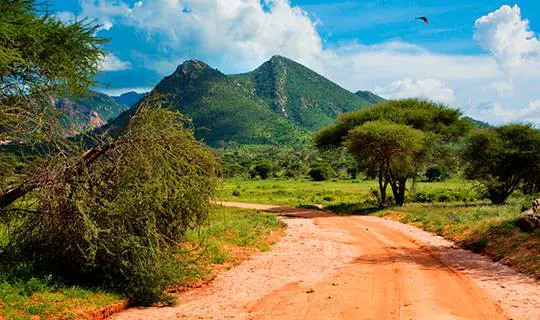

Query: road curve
(111, 203), (540, 320)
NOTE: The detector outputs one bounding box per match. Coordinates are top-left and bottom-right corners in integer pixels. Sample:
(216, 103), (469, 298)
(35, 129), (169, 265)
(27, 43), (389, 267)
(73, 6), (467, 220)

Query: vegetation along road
(112, 202), (539, 320)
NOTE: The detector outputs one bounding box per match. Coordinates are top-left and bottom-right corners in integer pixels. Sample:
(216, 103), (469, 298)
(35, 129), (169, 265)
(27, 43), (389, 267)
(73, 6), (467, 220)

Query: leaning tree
(0, 1), (221, 305)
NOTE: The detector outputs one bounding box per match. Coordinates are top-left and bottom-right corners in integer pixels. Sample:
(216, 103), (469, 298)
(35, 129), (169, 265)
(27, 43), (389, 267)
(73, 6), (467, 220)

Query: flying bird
(415, 16), (429, 24)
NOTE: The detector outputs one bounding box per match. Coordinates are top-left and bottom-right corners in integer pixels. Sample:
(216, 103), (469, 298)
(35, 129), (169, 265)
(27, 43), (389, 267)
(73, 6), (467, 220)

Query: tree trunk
(395, 178), (407, 206)
(378, 170), (388, 208)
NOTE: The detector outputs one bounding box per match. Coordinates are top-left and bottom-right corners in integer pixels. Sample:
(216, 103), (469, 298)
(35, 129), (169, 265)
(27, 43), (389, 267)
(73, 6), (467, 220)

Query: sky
(50, 0), (540, 125)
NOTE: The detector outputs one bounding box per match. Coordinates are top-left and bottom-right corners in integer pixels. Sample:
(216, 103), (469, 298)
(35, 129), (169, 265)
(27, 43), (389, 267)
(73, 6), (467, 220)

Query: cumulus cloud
(474, 4), (540, 75)
(492, 100), (540, 124)
(374, 78), (455, 104)
(99, 53), (132, 71)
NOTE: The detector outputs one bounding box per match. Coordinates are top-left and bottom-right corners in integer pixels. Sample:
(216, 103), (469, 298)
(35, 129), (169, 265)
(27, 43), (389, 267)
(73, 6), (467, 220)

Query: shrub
(408, 189), (482, 203)
(308, 164), (335, 181)
(6, 108), (220, 305)
(424, 167), (450, 182)
(251, 162), (272, 180)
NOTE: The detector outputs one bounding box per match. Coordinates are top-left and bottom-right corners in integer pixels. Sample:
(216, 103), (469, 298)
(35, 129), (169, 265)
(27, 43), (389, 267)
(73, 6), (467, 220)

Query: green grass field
(0, 206), (283, 319)
(223, 178), (481, 207)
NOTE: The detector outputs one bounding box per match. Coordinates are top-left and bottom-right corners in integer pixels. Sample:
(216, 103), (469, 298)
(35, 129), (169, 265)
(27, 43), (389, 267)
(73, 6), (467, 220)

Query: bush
(308, 164), (335, 181)
(408, 189), (482, 203)
(424, 167), (450, 182)
(6, 108), (220, 305)
(251, 162), (272, 180)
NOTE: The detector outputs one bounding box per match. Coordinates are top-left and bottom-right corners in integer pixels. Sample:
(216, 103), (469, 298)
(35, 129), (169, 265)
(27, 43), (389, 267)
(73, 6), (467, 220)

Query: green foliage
(1, 206), (282, 318)
(5, 107), (221, 305)
(222, 178), (479, 208)
(315, 98), (470, 148)
(407, 188), (482, 203)
(462, 124), (540, 204)
(308, 163), (335, 181)
(424, 167), (450, 182)
(251, 162), (273, 180)
(217, 144), (354, 180)
(0, 0), (106, 144)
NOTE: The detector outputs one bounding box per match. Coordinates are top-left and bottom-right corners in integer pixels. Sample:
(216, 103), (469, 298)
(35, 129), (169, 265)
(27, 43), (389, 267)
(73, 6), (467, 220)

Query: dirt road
(112, 203), (540, 320)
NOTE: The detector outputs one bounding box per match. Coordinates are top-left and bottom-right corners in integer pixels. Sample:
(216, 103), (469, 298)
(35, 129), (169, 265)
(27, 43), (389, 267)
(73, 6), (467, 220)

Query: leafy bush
(251, 162), (272, 179)
(408, 189), (482, 203)
(424, 167), (450, 182)
(5, 108), (220, 305)
(308, 164), (335, 181)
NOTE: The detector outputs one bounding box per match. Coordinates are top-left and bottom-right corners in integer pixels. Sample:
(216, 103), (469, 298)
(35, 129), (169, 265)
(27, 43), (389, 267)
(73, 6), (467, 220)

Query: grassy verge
(0, 206), (284, 319)
(376, 203), (540, 280)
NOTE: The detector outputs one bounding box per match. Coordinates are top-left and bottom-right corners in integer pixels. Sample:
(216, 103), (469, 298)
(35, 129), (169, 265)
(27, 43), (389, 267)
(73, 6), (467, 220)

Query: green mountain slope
(151, 60), (308, 146)
(109, 56), (376, 146)
(232, 56), (373, 130)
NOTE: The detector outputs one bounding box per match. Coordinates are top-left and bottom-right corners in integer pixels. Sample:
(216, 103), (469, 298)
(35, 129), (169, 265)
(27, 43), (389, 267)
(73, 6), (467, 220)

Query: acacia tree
(462, 124), (540, 204)
(345, 121), (428, 206)
(315, 99), (469, 207)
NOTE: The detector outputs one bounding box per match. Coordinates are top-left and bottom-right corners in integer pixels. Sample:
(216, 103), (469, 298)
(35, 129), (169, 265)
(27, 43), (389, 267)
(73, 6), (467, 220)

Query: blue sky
(51, 1), (540, 125)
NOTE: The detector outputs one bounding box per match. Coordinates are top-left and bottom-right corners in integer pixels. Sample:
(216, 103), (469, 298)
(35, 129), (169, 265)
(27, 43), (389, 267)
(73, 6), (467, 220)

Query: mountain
(232, 56), (373, 130)
(355, 90), (386, 104)
(112, 91), (146, 106)
(54, 91), (129, 131)
(110, 56), (375, 146)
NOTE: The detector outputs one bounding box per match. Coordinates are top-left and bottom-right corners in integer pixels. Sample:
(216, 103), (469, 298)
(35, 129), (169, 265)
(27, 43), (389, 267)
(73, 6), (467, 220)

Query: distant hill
(112, 91), (146, 106)
(54, 91), (129, 131)
(463, 116), (491, 129)
(355, 91), (386, 104)
(108, 56), (376, 146)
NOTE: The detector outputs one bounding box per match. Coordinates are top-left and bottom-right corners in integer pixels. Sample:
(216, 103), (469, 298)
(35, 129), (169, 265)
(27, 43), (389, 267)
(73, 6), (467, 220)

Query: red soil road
(111, 203), (540, 320)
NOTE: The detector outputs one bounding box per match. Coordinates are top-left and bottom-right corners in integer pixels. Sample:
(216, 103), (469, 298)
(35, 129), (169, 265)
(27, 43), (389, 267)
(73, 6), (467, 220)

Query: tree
(462, 124), (540, 204)
(315, 99), (469, 207)
(345, 121), (428, 206)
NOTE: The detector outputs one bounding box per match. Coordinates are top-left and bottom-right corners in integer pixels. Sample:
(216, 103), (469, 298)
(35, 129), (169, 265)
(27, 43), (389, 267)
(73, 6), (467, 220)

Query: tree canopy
(315, 99), (469, 206)
(462, 124), (540, 204)
(0, 0), (106, 143)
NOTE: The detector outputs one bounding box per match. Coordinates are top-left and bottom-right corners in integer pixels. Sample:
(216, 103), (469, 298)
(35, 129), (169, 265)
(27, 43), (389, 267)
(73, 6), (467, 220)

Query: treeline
(218, 145), (456, 183)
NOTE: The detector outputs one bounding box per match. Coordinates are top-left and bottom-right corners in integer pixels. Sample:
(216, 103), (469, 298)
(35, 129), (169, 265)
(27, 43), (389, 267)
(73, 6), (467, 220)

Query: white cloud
(492, 100), (540, 124)
(488, 80), (514, 97)
(474, 4), (540, 75)
(374, 78), (455, 104)
(78, 1), (540, 125)
(99, 53), (132, 71)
